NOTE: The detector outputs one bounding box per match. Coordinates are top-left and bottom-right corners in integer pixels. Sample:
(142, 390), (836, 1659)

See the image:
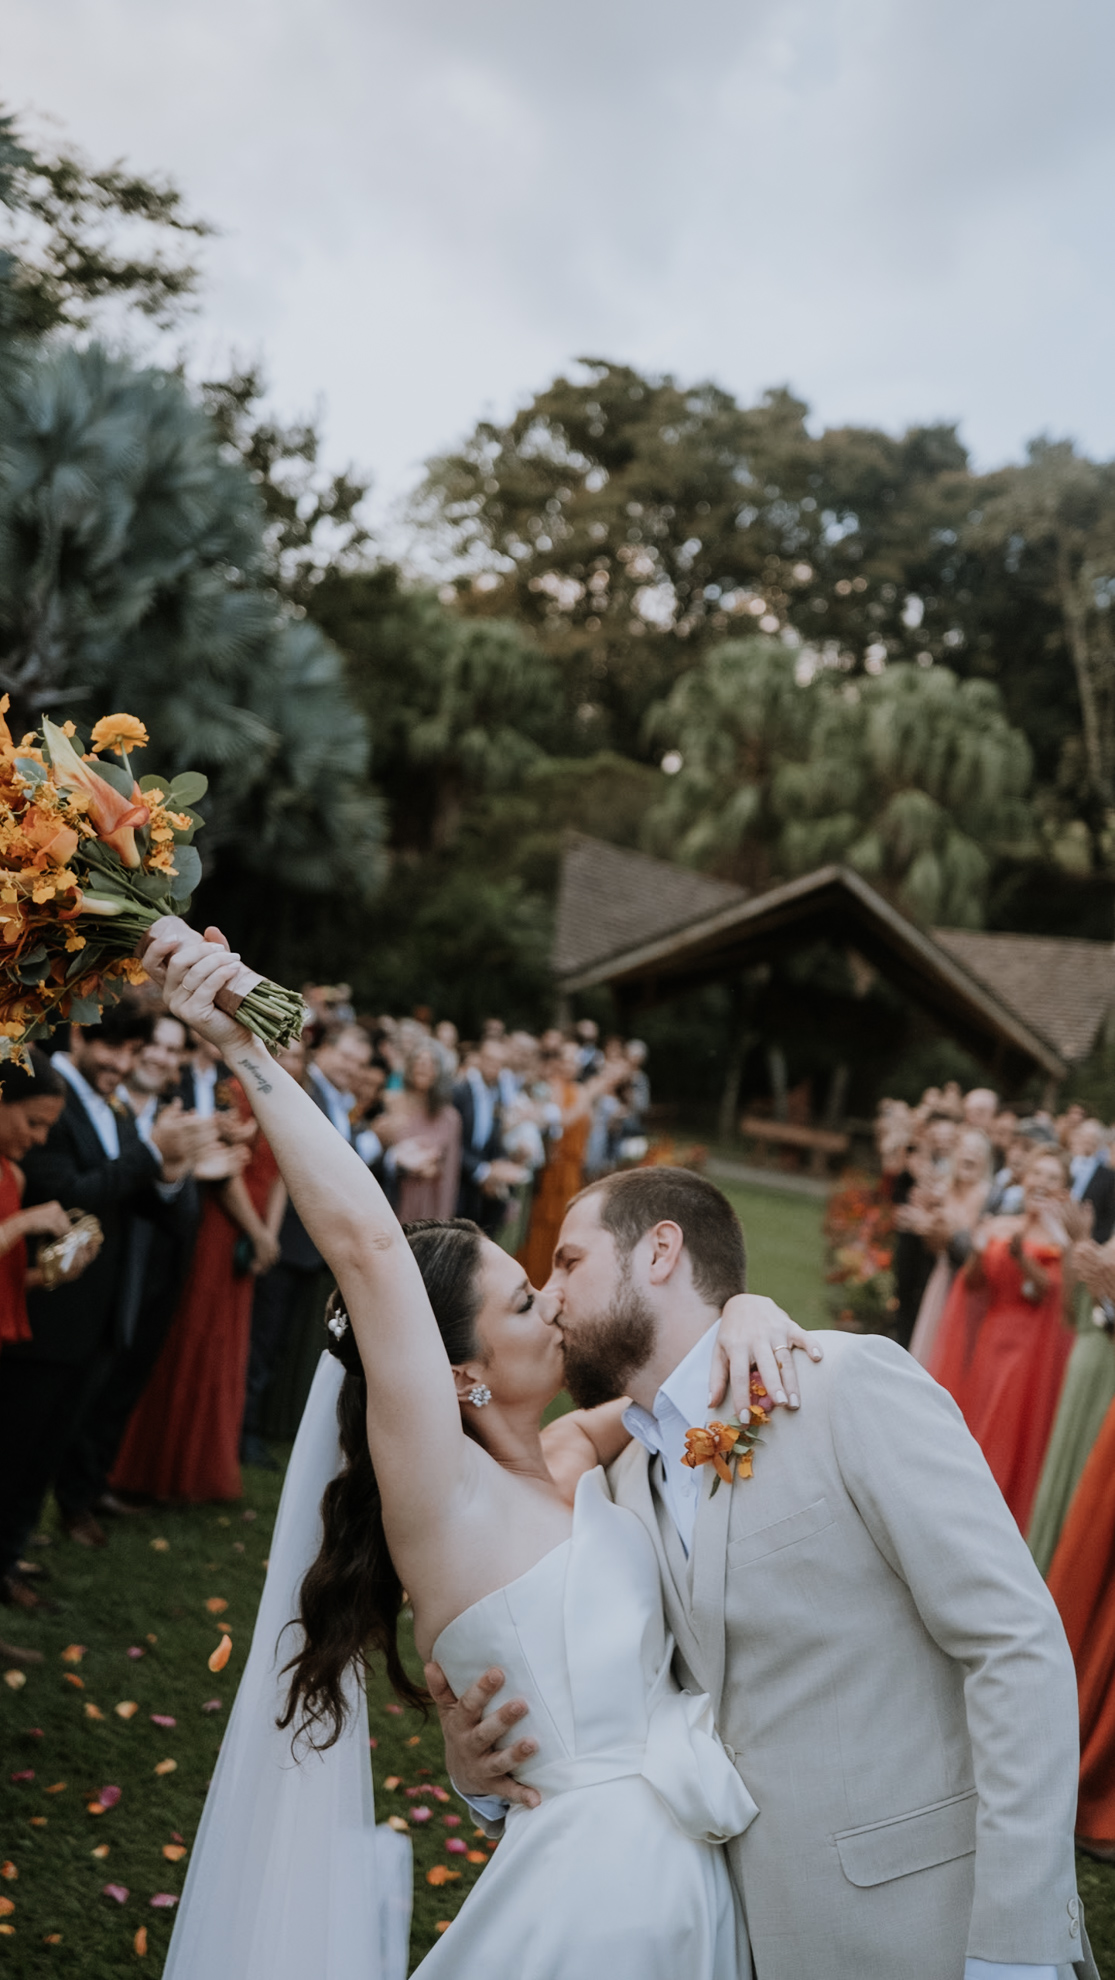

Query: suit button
(1068, 1896), (1080, 1920)
(1070, 1919), (1080, 1939)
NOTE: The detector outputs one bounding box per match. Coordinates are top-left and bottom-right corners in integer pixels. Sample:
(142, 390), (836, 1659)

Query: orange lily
(42, 718), (149, 868)
(681, 1421), (739, 1485)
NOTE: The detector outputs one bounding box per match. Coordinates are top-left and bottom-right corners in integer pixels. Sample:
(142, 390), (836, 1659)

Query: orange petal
(713, 1454), (734, 1485)
(114, 1701), (138, 1720)
(153, 1760), (177, 1777)
(208, 1635), (232, 1674)
(466, 1850), (487, 1863)
(405, 1734), (421, 1747)
(204, 1597), (228, 1615)
(134, 1925), (149, 1956)
(60, 1645), (86, 1664)
(44, 1783), (67, 1795)
(386, 1815), (409, 1833)
(383, 1776), (400, 1791)
(84, 1705), (105, 1721)
(162, 1845), (187, 1862)
(0, 1864), (16, 1881)
(63, 1674), (84, 1690)
(91, 1846), (110, 1860)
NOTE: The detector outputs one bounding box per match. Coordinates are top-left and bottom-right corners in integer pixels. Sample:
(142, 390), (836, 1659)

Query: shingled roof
(551, 837), (1113, 1081)
(933, 929), (1115, 1066)
(552, 833), (746, 980)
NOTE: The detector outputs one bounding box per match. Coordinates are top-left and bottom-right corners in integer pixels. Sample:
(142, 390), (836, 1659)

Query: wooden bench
(739, 1115), (850, 1178)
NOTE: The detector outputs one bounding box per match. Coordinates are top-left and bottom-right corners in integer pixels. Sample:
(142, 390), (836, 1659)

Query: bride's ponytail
(278, 1218), (486, 1748)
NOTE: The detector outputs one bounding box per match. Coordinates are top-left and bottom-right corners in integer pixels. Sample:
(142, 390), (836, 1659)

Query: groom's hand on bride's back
(424, 1662), (542, 1810)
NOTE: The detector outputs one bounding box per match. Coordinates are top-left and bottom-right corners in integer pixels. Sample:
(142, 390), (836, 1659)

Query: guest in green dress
(1029, 1234), (1115, 1576)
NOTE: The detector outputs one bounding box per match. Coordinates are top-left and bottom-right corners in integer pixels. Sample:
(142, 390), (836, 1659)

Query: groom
(433, 1167), (1095, 1980)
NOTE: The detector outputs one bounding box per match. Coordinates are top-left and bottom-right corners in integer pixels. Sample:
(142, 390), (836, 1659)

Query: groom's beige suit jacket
(608, 1330), (1096, 1980)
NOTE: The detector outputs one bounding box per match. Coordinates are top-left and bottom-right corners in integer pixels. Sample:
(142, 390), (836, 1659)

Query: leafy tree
(0, 106), (210, 336)
(416, 359), (974, 758)
(0, 340), (383, 974)
(647, 637), (1034, 926)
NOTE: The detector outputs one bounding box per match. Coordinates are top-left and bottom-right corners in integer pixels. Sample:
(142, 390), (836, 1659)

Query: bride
(150, 924), (813, 1979)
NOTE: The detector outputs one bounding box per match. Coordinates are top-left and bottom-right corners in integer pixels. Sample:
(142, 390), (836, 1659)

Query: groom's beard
(561, 1273), (656, 1410)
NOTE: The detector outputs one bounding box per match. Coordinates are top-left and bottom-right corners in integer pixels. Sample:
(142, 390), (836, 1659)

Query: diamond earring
(468, 1383), (492, 1408)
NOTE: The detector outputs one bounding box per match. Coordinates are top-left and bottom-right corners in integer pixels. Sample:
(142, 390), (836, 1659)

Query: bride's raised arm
(147, 923), (475, 1534)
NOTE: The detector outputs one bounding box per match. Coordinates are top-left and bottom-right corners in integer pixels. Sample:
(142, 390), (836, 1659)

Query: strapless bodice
(433, 1468), (756, 1844)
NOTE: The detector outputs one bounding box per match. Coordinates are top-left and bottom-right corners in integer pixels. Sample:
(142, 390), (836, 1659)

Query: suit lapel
(615, 1447), (708, 1684)
(687, 1457), (732, 1716)
(66, 1086), (108, 1164)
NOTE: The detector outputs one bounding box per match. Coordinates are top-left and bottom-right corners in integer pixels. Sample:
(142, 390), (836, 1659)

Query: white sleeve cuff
(474, 1161), (491, 1185)
(451, 1785), (509, 1839)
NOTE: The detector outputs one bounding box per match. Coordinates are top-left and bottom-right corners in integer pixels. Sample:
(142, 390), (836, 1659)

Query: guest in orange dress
(930, 1145), (1078, 1531)
(111, 1082), (284, 1502)
(1046, 1390), (1115, 1857)
(518, 1042), (594, 1289)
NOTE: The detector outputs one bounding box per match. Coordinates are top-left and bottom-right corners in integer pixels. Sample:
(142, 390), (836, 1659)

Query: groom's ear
(646, 1219), (685, 1285)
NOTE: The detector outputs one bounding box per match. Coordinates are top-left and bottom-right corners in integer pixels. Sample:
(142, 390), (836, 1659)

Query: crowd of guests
(0, 995), (651, 1646)
(876, 1079), (1115, 1863)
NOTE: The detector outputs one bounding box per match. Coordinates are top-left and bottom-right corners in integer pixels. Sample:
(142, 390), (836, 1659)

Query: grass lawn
(2, 1179), (1112, 1975)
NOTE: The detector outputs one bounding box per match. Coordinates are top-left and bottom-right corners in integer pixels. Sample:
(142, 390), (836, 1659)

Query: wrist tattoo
(241, 1056), (273, 1096)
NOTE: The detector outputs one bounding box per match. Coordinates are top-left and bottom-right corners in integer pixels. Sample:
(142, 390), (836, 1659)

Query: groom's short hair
(574, 1167), (746, 1307)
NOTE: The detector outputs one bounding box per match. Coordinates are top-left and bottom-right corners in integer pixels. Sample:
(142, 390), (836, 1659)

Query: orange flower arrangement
(0, 704), (305, 1057)
(682, 1377), (771, 1491)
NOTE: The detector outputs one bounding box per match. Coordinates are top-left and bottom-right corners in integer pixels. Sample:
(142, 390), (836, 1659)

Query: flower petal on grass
(207, 1636), (231, 1674)
(114, 1702), (138, 1720)
(200, 1699), (221, 1713)
(3, 1670), (26, 1690)
(0, 1896), (13, 1917)
(410, 1807), (432, 1823)
(466, 1850), (487, 1864)
(44, 1783), (66, 1794)
(91, 1846), (110, 1860)
(149, 1894), (178, 1909)
(63, 1674), (84, 1689)
(134, 1926), (148, 1955)
(127, 1648), (145, 1661)
(204, 1597), (228, 1615)
(425, 1866), (461, 1887)
(383, 1776), (400, 1791)
(446, 1839), (467, 1854)
(162, 1845), (187, 1862)
(386, 1816), (409, 1833)
(43, 1931), (61, 1943)
(150, 1715), (176, 1728)
(60, 1645), (86, 1664)
(10, 1771), (33, 1783)
(0, 1863), (16, 1880)
(97, 1786), (122, 1808)
(102, 1884), (129, 1904)
(153, 1760), (177, 1776)
(150, 1539), (169, 1553)
(28, 1818), (46, 1829)
(84, 1705), (105, 1721)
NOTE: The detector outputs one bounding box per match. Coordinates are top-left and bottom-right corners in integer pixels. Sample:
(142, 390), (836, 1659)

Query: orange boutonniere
(682, 1378), (771, 1492)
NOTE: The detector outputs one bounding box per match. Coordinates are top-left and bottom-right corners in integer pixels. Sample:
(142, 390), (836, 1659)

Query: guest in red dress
(111, 1081), (284, 1502)
(1046, 1390), (1115, 1859)
(930, 1145), (1078, 1531)
(0, 1050), (85, 1350)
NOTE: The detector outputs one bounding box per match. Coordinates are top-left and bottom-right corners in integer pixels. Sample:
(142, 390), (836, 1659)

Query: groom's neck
(626, 1294), (720, 1412)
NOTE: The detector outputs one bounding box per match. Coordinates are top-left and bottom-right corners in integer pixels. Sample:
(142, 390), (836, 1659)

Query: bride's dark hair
(278, 1218), (486, 1749)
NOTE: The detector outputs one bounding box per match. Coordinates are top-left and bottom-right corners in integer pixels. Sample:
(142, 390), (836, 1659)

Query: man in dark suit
(1072, 1119), (1115, 1245)
(0, 1007), (204, 1608)
(51, 1013), (210, 1529)
(453, 1039), (528, 1238)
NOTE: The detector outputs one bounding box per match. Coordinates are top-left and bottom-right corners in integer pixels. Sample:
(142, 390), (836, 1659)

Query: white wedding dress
(416, 1466), (756, 1978)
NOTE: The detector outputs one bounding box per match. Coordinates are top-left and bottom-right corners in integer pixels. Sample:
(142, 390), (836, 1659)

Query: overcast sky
(5, 0), (1114, 545)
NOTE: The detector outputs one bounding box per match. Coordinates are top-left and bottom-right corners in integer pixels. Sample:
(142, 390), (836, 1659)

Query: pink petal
(430, 1786), (451, 1803)
(385, 1703), (403, 1716)
(127, 1647), (145, 1660)
(446, 1839), (467, 1854)
(150, 1715), (176, 1728)
(200, 1700), (222, 1713)
(97, 1785), (122, 1808)
(368, 1737), (377, 1749)
(103, 1884), (129, 1904)
(149, 1894), (179, 1909)
(10, 1770), (34, 1783)
(410, 1807), (432, 1823)
(444, 1815), (461, 1827)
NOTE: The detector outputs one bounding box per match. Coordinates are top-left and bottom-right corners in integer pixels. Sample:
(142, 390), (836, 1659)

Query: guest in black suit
(452, 1039), (528, 1238)
(0, 1006), (206, 1604)
(1071, 1120), (1115, 1246)
(51, 1013), (213, 1527)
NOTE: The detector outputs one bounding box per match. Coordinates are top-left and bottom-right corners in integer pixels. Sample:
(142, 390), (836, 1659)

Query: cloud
(4, 0), (1115, 539)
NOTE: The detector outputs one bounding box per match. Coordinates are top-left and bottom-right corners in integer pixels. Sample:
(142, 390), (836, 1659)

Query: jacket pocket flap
(834, 1789), (977, 1888)
(727, 1496), (834, 1567)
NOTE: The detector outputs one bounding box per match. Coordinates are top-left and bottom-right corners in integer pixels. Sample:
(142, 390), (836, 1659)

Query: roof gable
(552, 833), (746, 979)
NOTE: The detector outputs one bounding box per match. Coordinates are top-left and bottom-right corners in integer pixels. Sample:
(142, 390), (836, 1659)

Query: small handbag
(37, 1211), (103, 1290)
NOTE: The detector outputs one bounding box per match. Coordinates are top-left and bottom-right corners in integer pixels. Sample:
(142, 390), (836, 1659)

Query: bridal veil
(163, 1351), (412, 1980)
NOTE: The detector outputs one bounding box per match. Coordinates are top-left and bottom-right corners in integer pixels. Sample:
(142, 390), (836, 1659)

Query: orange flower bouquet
(0, 706), (305, 1055)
